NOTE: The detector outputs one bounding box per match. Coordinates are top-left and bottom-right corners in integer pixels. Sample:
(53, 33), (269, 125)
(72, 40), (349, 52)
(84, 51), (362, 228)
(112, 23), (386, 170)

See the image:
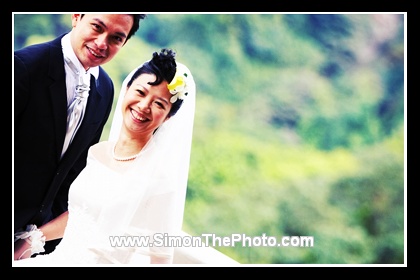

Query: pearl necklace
(112, 143), (141, 162)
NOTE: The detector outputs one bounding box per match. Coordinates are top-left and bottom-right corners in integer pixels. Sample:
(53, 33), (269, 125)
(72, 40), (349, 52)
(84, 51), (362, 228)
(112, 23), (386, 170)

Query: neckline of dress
(112, 142), (142, 162)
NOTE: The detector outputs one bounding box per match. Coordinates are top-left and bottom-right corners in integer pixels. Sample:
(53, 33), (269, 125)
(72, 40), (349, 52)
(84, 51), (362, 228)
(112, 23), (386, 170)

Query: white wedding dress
(15, 62), (196, 266)
(16, 140), (185, 265)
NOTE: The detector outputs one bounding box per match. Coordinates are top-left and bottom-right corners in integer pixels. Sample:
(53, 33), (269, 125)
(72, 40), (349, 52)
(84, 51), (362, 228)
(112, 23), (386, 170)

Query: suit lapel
(47, 38), (68, 161)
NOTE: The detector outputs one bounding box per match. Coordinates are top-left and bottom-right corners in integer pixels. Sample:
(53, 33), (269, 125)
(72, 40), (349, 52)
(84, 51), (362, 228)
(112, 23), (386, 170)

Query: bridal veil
(106, 62), (196, 263)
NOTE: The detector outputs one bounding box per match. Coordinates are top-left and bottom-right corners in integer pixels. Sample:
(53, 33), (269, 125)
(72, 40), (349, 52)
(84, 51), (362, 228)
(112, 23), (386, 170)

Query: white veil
(106, 62), (196, 264)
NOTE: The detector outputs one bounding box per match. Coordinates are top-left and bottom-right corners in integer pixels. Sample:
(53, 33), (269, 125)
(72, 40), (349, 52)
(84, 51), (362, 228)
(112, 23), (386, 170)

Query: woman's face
(121, 73), (172, 137)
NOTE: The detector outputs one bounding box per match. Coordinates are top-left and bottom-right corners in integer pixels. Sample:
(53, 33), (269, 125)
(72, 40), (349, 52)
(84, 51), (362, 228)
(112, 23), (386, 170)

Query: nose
(95, 34), (108, 50)
(138, 98), (151, 113)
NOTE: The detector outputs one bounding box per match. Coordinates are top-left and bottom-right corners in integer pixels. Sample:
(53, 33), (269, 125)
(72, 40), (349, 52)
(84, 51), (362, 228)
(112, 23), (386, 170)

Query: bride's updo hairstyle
(126, 48), (185, 117)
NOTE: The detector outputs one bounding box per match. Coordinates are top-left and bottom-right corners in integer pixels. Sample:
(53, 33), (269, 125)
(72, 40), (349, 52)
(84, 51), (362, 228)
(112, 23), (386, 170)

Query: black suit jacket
(14, 33), (114, 244)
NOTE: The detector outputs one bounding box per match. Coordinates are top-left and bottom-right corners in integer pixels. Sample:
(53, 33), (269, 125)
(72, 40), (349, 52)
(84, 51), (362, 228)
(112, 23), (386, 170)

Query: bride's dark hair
(127, 48), (183, 117)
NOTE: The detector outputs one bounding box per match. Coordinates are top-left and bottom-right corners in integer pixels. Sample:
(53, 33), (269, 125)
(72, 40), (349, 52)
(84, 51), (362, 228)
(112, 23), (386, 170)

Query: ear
(71, 14), (82, 28)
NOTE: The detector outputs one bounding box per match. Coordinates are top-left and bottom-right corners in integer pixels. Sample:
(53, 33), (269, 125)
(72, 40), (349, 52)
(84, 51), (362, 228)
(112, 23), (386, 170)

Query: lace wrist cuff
(14, 224), (46, 258)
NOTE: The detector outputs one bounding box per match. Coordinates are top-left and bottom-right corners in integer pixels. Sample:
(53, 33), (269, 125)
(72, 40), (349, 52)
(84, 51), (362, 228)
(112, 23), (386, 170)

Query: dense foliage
(13, 13), (405, 264)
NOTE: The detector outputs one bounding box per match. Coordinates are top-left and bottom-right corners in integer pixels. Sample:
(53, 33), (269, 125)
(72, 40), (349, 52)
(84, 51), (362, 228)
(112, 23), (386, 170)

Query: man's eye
(92, 23), (102, 31)
(113, 36), (123, 43)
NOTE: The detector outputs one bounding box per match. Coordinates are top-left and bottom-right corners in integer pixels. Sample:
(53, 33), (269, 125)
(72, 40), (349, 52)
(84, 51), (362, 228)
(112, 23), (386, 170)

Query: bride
(13, 48), (196, 265)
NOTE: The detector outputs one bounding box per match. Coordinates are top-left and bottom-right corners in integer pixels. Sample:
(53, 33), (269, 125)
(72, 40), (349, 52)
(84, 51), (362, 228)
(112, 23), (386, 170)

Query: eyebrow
(92, 17), (128, 40)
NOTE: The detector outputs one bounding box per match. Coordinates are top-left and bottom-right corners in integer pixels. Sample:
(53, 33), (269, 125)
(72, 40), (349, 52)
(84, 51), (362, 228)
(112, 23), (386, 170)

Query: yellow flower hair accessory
(168, 70), (188, 103)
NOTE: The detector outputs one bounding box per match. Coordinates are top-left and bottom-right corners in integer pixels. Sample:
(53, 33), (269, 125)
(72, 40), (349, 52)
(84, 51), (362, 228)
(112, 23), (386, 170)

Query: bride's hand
(14, 239), (32, 260)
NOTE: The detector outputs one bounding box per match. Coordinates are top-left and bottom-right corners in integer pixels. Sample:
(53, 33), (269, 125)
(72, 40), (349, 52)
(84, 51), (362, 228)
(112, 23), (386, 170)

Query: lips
(131, 109), (149, 122)
(88, 47), (104, 58)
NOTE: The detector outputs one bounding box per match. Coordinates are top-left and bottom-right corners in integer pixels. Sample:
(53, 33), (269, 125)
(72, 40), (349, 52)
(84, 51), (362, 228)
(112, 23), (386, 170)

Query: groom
(14, 14), (146, 254)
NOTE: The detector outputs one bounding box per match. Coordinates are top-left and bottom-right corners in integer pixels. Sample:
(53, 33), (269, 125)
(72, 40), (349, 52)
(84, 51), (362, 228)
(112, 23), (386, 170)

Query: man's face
(70, 14), (134, 70)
